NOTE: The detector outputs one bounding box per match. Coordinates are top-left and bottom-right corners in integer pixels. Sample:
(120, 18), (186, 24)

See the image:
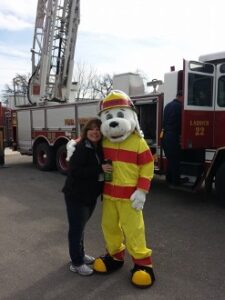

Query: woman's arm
(69, 145), (102, 179)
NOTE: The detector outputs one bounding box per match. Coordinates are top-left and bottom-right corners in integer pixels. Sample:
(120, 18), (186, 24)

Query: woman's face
(87, 126), (102, 144)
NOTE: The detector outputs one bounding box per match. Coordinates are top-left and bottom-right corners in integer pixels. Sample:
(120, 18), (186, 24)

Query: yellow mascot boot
(131, 264), (155, 288)
(93, 254), (124, 274)
(93, 257), (107, 273)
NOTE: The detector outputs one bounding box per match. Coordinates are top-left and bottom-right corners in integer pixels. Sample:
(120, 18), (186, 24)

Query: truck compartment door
(213, 63), (225, 148)
(182, 60), (215, 149)
(16, 110), (32, 153)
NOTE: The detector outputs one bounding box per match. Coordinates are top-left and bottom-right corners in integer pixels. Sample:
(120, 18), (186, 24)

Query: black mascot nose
(109, 121), (119, 128)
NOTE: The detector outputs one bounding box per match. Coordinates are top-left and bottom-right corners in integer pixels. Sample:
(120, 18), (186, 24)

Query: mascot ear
(133, 111), (144, 138)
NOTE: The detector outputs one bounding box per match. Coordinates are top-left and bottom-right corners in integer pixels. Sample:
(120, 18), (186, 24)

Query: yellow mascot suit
(93, 90), (155, 288)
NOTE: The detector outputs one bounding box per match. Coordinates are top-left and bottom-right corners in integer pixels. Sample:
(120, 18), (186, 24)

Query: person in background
(62, 118), (112, 276)
(161, 91), (186, 187)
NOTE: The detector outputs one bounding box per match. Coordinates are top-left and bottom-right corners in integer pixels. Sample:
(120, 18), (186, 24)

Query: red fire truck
(0, 102), (13, 165)
(12, 51), (225, 206)
(0, 102), (5, 165)
(8, 0), (225, 206)
(114, 52), (225, 206)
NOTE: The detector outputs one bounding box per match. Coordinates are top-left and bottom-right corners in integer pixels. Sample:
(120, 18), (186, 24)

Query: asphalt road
(1, 150), (225, 300)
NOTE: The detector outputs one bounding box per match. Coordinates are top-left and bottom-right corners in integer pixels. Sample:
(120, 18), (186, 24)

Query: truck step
(168, 176), (198, 192)
(180, 161), (204, 177)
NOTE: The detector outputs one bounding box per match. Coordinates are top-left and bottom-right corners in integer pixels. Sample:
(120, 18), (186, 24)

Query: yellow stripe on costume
(103, 132), (154, 200)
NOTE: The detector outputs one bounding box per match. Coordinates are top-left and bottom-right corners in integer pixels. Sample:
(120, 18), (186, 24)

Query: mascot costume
(67, 90), (155, 288)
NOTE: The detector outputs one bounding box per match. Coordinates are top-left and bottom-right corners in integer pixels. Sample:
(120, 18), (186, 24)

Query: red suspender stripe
(138, 149), (154, 165)
(103, 147), (120, 161)
(104, 148), (153, 165)
(104, 147), (136, 163)
(137, 177), (151, 191)
(104, 183), (136, 199)
(118, 149), (137, 163)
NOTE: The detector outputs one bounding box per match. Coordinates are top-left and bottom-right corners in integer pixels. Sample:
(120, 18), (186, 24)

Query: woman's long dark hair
(80, 118), (102, 143)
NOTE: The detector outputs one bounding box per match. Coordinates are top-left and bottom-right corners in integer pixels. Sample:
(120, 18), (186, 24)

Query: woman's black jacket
(62, 139), (104, 205)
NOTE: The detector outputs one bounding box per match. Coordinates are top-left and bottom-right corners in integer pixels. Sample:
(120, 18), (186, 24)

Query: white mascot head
(99, 90), (143, 142)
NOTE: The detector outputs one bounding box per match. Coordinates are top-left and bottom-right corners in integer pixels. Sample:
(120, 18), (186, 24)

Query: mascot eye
(106, 113), (113, 120)
(117, 111), (124, 118)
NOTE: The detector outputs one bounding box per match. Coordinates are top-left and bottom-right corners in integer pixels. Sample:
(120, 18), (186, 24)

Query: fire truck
(113, 52), (225, 206)
(10, 0), (100, 174)
(9, 0), (225, 205)
(0, 102), (13, 165)
(0, 102), (6, 165)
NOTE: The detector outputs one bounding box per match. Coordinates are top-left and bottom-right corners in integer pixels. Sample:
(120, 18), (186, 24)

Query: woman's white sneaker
(70, 263), (93, 276)
(83, 254), (95, 265)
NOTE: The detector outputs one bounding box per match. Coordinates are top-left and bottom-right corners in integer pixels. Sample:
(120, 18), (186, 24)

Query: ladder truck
(11, 0), (99, 174)
(0, 102), (6, 166)
(9, 0), (225, 206)
(0, 103), (13, 166)
(113, 52), (225, 206)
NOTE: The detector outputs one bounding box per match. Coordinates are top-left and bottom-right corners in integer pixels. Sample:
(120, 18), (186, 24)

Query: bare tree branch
(91, 73), (113, 98)
(1, 64), (113, 104)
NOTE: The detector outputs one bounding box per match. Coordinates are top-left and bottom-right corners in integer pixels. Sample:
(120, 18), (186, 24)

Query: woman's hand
(102, 163), (112, 173)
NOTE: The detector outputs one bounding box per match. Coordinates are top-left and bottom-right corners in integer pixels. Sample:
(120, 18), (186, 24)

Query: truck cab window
(187, 73), (213, 107)
(217, 76), (225, 107)
(135, 104), (156, 145)
(189, 62), (214, 73)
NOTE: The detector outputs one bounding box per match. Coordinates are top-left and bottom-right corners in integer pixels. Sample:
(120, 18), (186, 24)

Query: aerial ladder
(28, 0), (80, 105)
(10, 0), (99, 175)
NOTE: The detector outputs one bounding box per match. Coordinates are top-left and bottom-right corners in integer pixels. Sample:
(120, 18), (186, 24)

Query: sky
(0, 0), (225, 98)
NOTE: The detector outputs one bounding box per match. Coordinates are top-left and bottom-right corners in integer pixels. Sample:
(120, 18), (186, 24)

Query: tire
(56, 144), (69, 175)
(0, 149), (5, 166)
(215, 162), (225, 207)
(35, 142), (55, 171)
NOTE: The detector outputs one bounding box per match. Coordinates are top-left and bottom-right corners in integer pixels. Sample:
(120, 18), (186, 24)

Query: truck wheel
(56, 144), (69, 175)
(215, 162), (225, 207)
(35, 142), (55, 171)
(0, 149), (5, 166)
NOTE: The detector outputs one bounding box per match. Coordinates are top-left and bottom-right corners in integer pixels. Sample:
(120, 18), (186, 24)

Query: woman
(62, 118), (111, 276)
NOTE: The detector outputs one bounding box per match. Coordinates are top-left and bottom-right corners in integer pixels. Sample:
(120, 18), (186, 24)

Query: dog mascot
(67, 90), (155, 288)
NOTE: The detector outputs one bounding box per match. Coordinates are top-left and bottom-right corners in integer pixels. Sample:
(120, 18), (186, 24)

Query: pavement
(1, 150), (225, 300)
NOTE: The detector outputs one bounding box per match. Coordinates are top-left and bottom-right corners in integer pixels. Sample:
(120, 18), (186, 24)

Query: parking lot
(1, 150), (225, 300)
